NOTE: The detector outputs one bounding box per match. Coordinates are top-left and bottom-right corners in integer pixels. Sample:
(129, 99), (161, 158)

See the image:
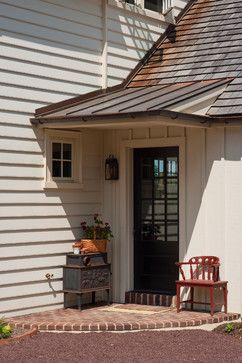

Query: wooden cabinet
(63, 252), (111, 310)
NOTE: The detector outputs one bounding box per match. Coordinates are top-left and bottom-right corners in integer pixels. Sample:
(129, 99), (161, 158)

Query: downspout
(101, 0), (108, 89)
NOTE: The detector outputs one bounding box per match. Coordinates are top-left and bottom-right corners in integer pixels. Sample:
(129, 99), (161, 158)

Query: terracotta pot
(81, 239), (107, 253)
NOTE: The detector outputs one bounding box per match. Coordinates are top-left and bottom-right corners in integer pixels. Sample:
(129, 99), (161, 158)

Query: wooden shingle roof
(34, 0), (242, 122)
(128, 0), (242, 115)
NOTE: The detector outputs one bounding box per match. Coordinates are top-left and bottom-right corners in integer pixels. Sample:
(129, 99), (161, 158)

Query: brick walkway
(8, 304), (240, 332)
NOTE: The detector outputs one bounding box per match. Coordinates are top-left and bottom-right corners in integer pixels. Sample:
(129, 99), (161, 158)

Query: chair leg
(190, 287), (194, 311)
(210, 287), (214, 316)
(176, 283), (180, 313)
(223, 284), (228, 314)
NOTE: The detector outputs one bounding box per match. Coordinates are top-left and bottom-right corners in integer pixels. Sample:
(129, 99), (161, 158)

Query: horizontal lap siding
(0, 0), (103, 316)
(107, 5), (164, 86)
(0, 0), (188, 316)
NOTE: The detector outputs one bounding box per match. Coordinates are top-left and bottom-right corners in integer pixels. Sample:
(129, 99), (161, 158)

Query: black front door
(134, 147), (179, 294)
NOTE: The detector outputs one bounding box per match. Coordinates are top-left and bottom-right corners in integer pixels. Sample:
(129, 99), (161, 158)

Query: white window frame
(44, 129), (83, 190)
(109, 0), (173, 19)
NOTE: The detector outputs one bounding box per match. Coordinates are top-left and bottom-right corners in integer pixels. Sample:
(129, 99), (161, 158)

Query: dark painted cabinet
(63, 252), (111, 310)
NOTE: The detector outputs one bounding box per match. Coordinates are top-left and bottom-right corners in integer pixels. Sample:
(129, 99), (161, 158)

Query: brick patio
(8, 304), (240, 332)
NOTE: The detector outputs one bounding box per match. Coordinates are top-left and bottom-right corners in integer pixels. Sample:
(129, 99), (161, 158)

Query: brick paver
(8, 304), (240, 332)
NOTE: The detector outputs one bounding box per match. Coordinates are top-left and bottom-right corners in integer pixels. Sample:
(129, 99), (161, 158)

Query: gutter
(31, 109), (212, 128)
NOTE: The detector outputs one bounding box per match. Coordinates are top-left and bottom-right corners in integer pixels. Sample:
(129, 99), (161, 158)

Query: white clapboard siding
(0, 178), (101, 192)
(0, 190), (101, 204)
(47, 0), (102, 17)
(0, 138), (43, 153)
(0, 0), (180, 316)
(0, 2), (102, 40)
(106, 3), (163, 86)
(0, 267), (63, 285)
(0, 124), (40, 140)
(0, 280), (63, 299)
(0, 35), (101, 65)
(0, 84), (76, 105)
(0, 59), (101, 86)
(0, 112), (33, 126)
(0, 203), (101, 218)
(0, 191), (101, 205)
(0, 293), (63, 314)
(4, 0), (103, 27)
(1, 46), (101, 76)
(0, 165), (44, 178)
(0, 152), (43, 165)
(0, 242), (74, 258)
(0, 217), (82, 232)
(0, 18), (102, 53)
(0, 71), (99, 96)
(0, 255), (67, 272)
(0, 230), (78, 244)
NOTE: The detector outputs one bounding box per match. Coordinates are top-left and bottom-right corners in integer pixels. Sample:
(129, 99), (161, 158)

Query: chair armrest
(175, 262), (191, 266)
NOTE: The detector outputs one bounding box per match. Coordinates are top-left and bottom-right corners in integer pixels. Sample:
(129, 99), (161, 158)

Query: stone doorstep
(8, 305), (240, 332)
(125, 291), (175, 307)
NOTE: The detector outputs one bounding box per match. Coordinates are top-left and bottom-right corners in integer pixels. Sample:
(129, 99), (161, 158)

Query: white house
(1, 0), (242, 317)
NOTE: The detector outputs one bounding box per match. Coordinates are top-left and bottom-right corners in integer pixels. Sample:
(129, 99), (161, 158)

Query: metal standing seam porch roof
(32, 0), (242, 126)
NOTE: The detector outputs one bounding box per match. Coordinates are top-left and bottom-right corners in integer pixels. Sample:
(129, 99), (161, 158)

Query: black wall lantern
(105, 155), (119, 180)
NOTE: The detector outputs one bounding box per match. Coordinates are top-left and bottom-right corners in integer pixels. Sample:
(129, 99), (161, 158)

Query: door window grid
(141, 156), (179, 242)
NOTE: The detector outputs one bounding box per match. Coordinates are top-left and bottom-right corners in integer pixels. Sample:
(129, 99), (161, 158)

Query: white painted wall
(103, 125), (242, 313)
(0, 0), (191, 316)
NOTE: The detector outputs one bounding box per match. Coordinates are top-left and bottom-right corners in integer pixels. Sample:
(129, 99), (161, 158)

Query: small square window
(44, 130), (82, 189)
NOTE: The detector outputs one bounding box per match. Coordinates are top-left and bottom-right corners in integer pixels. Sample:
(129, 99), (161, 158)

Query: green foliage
(224, 323), (234, 333)
(0, 317), (12, 339)
(80, 214), (113, 240)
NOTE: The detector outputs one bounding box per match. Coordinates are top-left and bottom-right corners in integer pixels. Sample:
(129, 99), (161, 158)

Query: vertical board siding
(104, 124), (242, 312)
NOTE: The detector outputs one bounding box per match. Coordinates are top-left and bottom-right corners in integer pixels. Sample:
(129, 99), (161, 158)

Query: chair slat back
(187, 256), (220, 281)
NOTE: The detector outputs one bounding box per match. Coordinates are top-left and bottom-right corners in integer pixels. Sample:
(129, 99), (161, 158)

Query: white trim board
(117, 136), (186, 302)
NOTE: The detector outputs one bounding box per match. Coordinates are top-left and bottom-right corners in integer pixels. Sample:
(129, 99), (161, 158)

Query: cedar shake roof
(34, 0), (242, 123)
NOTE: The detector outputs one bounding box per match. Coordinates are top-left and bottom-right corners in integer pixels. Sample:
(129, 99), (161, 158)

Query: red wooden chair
(176, 256), (228, 316)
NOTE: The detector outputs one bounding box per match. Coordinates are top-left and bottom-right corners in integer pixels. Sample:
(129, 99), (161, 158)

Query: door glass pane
(154, 200), (165, 220)
(142, 200), (152, 219)
(142, 158), (153, 179)
(52, 160), (61, 177)
(167, 157), (178, 177)
(142, 222), (154, 240)
(142, 180), (152, 199)
(167, 200), (178, 220)
(52, 142), (61, 159)
(167, 224), (178, 238)
(63, 161), (72, 177)
(167, 178), (178, 198)
(154, 159), (164, 177)
(63, 143), (72, 160)
(155, 223), (165, 241)
(154, 179), (165, 198)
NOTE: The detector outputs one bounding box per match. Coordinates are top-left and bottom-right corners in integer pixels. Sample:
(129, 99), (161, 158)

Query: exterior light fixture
(105, 155), (119, 180)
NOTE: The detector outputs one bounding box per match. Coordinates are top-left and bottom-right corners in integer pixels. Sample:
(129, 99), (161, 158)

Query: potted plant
(80, 214), (113, 253)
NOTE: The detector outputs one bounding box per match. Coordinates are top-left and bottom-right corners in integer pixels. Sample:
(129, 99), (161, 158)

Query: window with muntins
(52, 142), (72, 179)
(44, 130), (82, 189)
